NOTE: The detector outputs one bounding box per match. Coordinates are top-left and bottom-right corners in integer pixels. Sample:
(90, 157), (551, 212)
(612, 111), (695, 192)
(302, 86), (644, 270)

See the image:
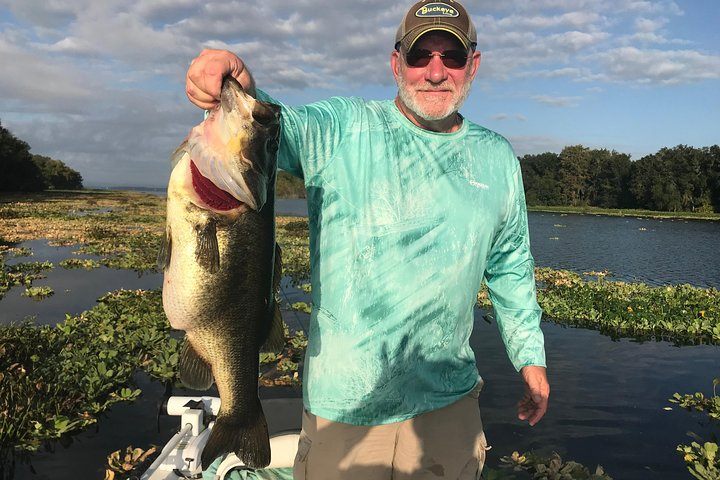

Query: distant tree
(586, 149), (632, 208)
(558, 145), (591, 206)
(32, 155), (83, 189)
(520, 143), (719, 212)
(0, 122), (44, 192)
(706, 145), (720, 211)
(630, 145), (716, 212)
(519, 152), (562, 205)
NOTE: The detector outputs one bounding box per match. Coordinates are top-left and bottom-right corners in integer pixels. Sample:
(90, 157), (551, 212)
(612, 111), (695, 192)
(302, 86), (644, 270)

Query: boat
(140, 395), (302, 480)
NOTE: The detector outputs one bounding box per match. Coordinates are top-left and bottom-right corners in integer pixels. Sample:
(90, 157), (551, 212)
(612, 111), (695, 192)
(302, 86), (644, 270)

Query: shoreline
(527, 204), (720, 221)
(4, 190), (719, 222)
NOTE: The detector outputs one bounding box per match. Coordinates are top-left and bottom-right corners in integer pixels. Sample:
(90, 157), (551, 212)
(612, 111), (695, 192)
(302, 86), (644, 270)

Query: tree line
(520, 144), (720, 213)
(1, 122), (83, 192)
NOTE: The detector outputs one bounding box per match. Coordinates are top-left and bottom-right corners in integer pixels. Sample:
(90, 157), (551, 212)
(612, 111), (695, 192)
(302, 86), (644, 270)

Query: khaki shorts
(293, 383), (488, 480)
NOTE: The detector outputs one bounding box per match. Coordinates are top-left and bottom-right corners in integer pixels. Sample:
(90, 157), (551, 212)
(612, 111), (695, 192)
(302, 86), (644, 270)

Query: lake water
(2, 205), (719, 479)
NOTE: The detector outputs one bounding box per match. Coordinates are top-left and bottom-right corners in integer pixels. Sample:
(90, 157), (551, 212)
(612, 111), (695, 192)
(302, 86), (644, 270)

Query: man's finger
(186, 78), (220, 109)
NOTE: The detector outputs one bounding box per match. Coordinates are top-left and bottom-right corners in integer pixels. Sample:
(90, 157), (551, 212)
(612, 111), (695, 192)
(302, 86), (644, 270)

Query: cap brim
(401, 25), (471, 51)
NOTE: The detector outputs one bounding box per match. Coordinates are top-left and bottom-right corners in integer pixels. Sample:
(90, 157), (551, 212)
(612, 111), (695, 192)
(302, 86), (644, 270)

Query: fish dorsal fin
(261, 243), (285, 353)
(195, 220), (220, 273)
(157, 226), (172, 270)
(178, 338), (214, 390)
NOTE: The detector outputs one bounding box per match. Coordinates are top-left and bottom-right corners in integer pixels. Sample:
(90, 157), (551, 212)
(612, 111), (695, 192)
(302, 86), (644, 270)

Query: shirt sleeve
(255, 89), (351, 180)
(483, 155), (546, 372)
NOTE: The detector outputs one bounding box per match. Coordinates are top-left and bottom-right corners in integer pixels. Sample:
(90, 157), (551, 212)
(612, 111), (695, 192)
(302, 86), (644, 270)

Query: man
(186, 1), (549, 478)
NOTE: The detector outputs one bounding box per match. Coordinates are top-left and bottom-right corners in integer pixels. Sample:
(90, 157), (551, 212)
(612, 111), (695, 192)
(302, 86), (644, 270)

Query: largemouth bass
(158, 76), (284, 469)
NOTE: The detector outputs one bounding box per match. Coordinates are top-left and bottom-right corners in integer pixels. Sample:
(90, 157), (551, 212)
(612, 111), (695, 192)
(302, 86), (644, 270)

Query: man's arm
(484, 152), (549, 426)
(186, 49), (256, 109)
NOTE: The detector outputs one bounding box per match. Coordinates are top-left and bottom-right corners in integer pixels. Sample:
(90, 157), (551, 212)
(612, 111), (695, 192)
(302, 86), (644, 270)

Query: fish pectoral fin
(157, 226), (172, 270)
(195, 220), (220, 273)
(178, 339), (214, 390)
(260, 300), (286, 353)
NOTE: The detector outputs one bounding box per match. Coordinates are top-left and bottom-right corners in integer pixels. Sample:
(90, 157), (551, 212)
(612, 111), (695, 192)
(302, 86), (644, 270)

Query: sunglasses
(404, 49), (470, 69)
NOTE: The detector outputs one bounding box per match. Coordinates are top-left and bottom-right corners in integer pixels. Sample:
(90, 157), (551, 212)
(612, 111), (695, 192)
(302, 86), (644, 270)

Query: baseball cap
(395, 0), (477, 52)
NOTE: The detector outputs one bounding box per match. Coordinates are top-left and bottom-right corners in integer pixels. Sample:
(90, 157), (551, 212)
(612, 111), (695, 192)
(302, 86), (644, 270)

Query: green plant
(22, 286), (54, 299)
(0, 289), (178, 451)
(499, 451), (612, 479)
(670, 378), (720, 479)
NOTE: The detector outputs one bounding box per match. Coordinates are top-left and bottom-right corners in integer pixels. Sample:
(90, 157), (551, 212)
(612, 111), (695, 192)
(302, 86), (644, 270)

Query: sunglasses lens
(406, 50), (431, 68)
(442, 51), (468, 69)
(405, 49), (468, 69)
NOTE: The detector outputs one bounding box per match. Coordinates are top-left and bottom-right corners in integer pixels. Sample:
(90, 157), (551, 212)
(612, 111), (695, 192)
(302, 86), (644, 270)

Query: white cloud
(531, 95), (583, 107)
(0, 37), (100, 113)
(595, 47), (720, 84)
(495, 12), (604, 30)
(492, 113), (528, 122)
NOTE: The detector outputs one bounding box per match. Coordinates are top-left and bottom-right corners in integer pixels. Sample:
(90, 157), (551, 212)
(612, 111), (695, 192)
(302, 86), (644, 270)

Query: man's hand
(517, 365), (549, 426)
(185, 49), (256, 110)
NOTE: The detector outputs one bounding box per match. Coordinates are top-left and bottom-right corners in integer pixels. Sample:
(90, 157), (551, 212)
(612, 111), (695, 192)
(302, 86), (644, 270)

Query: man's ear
(390, 50), (401, 81)
(469, 51), (481, 81)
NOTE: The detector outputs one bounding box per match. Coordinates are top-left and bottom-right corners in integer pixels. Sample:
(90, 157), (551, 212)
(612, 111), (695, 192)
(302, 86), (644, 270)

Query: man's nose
(425, 54), (449, 83)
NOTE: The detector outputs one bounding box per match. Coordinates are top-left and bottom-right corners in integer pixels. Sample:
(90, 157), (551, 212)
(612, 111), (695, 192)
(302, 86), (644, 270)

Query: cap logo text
(415, 3), (459, 18)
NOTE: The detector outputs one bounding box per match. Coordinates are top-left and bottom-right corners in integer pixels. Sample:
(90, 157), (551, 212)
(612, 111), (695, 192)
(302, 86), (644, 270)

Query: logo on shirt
(415, 3), (459, 18)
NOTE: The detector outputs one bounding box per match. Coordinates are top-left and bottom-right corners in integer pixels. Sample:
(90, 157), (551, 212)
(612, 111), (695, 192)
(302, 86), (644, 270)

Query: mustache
(416, 84), (456, 92)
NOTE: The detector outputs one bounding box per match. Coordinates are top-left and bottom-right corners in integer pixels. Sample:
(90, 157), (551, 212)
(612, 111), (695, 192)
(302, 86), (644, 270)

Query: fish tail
(201, 400), (271, 470)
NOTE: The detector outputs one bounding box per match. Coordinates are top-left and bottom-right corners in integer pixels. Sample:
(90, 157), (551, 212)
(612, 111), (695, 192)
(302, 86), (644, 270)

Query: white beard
(396, 67), (473, 122)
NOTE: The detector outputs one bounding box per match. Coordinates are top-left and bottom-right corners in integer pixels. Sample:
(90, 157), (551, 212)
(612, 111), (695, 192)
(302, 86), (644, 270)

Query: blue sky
(0, 0), (718, 187)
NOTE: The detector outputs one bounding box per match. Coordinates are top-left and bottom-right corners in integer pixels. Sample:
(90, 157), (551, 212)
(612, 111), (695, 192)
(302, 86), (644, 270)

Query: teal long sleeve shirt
(256, 90), (546, 425)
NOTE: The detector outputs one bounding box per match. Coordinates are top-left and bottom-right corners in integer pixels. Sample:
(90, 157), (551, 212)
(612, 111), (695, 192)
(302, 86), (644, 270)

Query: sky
(0, 0), (718, 188)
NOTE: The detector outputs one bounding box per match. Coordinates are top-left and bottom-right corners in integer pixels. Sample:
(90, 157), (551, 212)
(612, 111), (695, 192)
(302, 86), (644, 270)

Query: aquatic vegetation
(78, 230), (163, 272)
(276, 217), (311, 284)
(59, 258), (101, 269)
(533, 268), (720, 344)
(0, 258), (54, 300)
(0, 289), (176, 451)
(0, 191), (166, 269)
(105, 445), (157, 480)
(22, 285), (54, 300)
(290, 301), (312, 314)
(9, 247), (32, 257)
(480, 268), (720, 345)
(670, 378), (720, 479)
(259, 328), (307, 387)
(498, 451), (612, 479)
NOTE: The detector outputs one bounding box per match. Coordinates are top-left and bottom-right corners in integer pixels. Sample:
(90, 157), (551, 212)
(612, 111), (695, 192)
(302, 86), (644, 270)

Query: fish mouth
(187, 76), (269, 211)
